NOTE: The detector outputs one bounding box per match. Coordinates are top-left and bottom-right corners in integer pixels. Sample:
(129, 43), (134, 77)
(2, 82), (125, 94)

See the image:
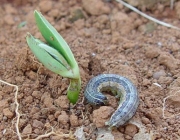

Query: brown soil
(1, 0), (180, 140)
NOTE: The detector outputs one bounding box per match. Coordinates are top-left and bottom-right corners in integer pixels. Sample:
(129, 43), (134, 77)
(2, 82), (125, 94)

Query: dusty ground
(1, 0), (180, 140)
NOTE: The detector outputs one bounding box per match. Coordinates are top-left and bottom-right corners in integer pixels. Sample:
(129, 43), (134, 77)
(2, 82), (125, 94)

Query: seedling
(26, 10), (81, 104)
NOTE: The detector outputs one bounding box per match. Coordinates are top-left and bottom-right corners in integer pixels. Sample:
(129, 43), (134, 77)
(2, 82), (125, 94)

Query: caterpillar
(84, 74), (139, 127)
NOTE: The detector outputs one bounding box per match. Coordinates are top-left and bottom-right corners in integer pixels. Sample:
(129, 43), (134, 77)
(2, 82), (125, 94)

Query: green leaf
(26, 33), (75, 78)
(34, 10), (79, 78)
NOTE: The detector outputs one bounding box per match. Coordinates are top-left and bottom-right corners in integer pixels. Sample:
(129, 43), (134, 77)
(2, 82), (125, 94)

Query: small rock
(34, 128), (41, 134)
(145, 45), (160, 58)
(26, 70), (37, 81)
(32, 120), (44, 128)
(3, 108), (14, 118)
(54, 95), (69, 109)
(141, 117), (151, 124)
(158, 52), (179, 71)
(167, 93), (180, 107)
(19, 119), (27, 129)
(39, 0), (53, 13)
(22, 124), (32, 135)
(82, 0), (110, 16)
(153, 70), (166, 80)
(69, 9), (85, 22)
(124, 124), (138, 137)
(24, 96), (33, 104)
(54, 111), (61, 118)
(41, 92), (53, 108)
(142, 79), (151, 86)
(70, 113), (79, 127)
(96, 15), (109, 24)
(32, 91), (42, 99)
(93, 106), (114, 128)
(110, 12), (134, 34)
(58, 111), (69, 125)
(30, 107), (40, 115)
(139, 22), (157, 33)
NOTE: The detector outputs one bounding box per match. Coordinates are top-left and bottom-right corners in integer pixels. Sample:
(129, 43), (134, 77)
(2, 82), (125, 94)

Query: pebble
(145, 45), (160, 58)
(22, 124), (32, 135)
(41, 92), (53, 108)
(124, 124), (138, 137)
(158, 52), (179, 71)
(70, 113), (79, 127)
(141, 117), (151, 124)
(3, 108), (14, 118)
(24, 95), (33, 104)
(167, 94), (180, 107)
(34, 128), (41, 134)
(153, 70), (166, 80)
(93, 106), (114, 128)
(54, 95), (69, 109)
(32, 120), (44, 128)
(58, 111), (69, 125)
(26, 70), (37, 81)
(32, 91), (42, 99)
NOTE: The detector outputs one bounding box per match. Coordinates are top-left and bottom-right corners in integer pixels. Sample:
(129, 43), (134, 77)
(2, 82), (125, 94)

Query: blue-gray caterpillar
(84, 74), (139, 127)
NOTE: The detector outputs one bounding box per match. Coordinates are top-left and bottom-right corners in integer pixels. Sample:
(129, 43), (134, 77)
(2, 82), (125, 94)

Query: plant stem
(67, 77), (81, 104)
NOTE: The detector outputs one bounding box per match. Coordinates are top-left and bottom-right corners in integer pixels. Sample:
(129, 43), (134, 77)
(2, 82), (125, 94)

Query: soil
(1, 0), (180, 140)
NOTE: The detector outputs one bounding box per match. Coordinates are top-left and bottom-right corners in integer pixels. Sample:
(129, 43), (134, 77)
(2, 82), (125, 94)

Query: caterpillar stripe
(84, 74), (139, 127)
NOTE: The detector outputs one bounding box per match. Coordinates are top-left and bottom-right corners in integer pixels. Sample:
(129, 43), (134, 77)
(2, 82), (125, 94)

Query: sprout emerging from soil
(26, 10), (81, 104)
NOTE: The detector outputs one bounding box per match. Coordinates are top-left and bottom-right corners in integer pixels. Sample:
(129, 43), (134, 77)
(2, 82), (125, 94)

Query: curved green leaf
(26, 33), (75, 78)
(34, 10), (79, 78)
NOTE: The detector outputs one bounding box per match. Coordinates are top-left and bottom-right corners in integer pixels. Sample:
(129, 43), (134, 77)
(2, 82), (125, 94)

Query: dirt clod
(3, 108), (14, 118)
(70, 113), (79, 127)
(32, 120), (44, 128)
(54, 95), (69, 109)
(58, 111), (69, 125)
(22, 124), (32, 135)
(124, 124), (138, 137)
(93, 106), (114, 128)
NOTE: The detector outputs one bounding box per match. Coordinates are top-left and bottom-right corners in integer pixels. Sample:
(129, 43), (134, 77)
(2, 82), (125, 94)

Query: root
(0, 80), (22, 140)
(116, 0), (180, 30)
(162, 90), (180, 119)
(0, 79), (75, 140)
(26, 127), (75, 140)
